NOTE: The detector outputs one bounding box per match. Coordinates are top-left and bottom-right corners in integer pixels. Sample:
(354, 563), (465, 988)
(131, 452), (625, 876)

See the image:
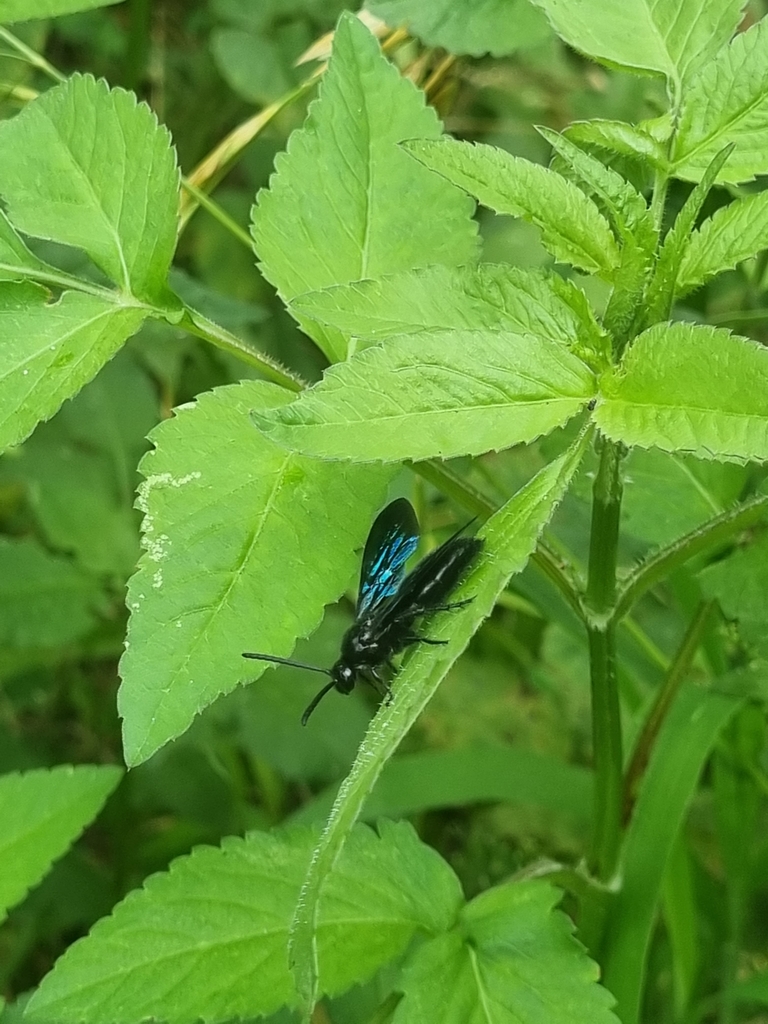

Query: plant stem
(623, 600), (714, 822)
(181, 177), (254, 251)
(0, 27), (65, 83)
(585, 438), (624, 880)
(649, 165), (669, 235)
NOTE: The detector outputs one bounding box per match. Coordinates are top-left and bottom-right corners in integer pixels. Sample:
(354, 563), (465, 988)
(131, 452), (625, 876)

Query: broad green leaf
(119, 380), (390, 767)
(603, 685), (741, 1024)
(0, 764), (121, 923)
(0, 74), (179, 305)
(0, 538), (101, 648)
(394, 881), (618, 1024)
(678, 190), (768, 294)
(26, 821), (462, 1024)
(530, 0), (744, 92)
(252, 329), (597, 462)
(0, 0), (122, 18)
(673, 17), (768, 183)
(404, 138), (619, 277)
(594, 322), (768, 463)
(699, 531), (768, 624)
(293, 742), (593, 827)
(251, 12), (478, 362)
(290, 263), (609, 364)
(366, 0), (550, 56)
(290, 430), (592, 1016)
(0, 282), (146, 454)
(566, 120), (669, 170)
(644, 145), (732, 325)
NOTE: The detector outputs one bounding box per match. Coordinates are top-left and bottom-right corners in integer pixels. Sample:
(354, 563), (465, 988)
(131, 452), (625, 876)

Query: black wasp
(243, 498), (483, 725)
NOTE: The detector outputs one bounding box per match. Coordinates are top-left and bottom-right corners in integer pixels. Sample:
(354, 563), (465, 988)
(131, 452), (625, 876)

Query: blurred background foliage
(2, 2), (768, 1021)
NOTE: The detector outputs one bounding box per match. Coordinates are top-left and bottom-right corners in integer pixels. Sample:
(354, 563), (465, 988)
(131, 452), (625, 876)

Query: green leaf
(0, 538), (101, 648)
(365, 0), (551, 56)
(211, 29), (294, 105)
(594, 322), (768, 463)
(565, 120), (669, 170)
(673, 17), (768, 183)
(290, 263), (609, 364)
(699, 531), (768, 623)
(289, 430), (592, 1016)
(678, 190), (768, 294)
(251, 12), (478, 362)
(394, 881), (618, 1024)
(603, 684), (741, 1024)
(0, 282), (146, 454)
(0, 210), (55, 281)
(0, 764), (121, 923)
(252, 329), (597, 462)
(0, 74), (179, 305)
(530, 0), (745, 92)
(0, 0), (122, 18)
(119, 380), (390, 767)
(404, 138), (619, 277)
(26, 821), (462, 1024)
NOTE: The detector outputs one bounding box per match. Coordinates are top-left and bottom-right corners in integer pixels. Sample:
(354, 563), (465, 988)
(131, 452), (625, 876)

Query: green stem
(181, 177), (254, 251)
(0, 261), (122, 302)
(0, 27), (65, 83)
(649, 165), (669, 235)
(623, 600), (714, 822)
(585, 438), (624, 880)
(613, 495), (768, 623)
(179, 307), (305, 392)
(124, 0), (152, 89)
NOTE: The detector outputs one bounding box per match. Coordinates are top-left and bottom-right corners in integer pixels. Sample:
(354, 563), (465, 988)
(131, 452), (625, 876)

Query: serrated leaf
(673, 17), (768, 183)
(365, 0), (550, 56)
(0, 538), (102, 648)
(26, 821), (462, 1024)
(566, 120), (669, 169)
(252, 329), (596, 462)
(0, 74), (179, 305)
(119, 380), (390, 766)
(251, 12), (477, 362)
(0, 282), (146, 454)
(678, 190), (768, 294)
(594, 322), (768, 463)
(394, 881), (617, 1024)
(404, 138), (619, 278)
(0, 764), (121, 923)
(290, 430), (592, 1014)
(290, 263), (609, 363)
(699, 531), (768, 624)
(0, 0), (122, 18)
(531, 0), (744, 92)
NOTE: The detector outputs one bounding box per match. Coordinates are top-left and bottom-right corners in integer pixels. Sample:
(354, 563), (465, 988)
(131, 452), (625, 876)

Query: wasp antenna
(242, 652), (332, 676)
(301, 680), (338, 726)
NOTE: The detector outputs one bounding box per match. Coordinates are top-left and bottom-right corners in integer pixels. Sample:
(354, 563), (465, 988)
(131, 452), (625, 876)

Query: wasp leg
(368, 666), (393, 706)
(430, 597), (474, 612)
(403, 634), (449, 646)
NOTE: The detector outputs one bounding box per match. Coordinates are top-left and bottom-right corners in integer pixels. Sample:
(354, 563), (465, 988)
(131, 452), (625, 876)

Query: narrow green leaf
(251, 12), (478, 362)
(293, 743), (593, 827)
(252, 329), (596, 462)
(365, 0), (551, 56)
(594, 322), (768, 464)
(395, 881), (618, 1024)
(699, 531), (768, 623)
(405, 138), (619, 277)
(289, 429), (592, 1018)
(644, 144), (732, 324)
(0, 765), (121, 923)
(26, 821), (462, 1024)
(566, 120), (669, 170)
(530, 0), (745, 91)
(0, 210), (54, 281)
(678, 190), (768, 294)
(603, 684), (741, 1024)
(673, 17), (768, 183)
(0, 74), (179, 305)
(0, 0), (122, 18)
(0, 282), (146, 454)
(290, 264), (608, 360)
(119, 380), (390, 767)
(0, 538), (101, 648)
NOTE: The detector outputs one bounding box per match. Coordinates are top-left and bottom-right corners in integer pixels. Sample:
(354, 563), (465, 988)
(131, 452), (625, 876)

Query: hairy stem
(586, 438), (624, 880)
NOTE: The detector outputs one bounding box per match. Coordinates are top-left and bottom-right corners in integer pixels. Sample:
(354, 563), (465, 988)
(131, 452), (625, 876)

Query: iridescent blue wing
(357, 498), (419, 615)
